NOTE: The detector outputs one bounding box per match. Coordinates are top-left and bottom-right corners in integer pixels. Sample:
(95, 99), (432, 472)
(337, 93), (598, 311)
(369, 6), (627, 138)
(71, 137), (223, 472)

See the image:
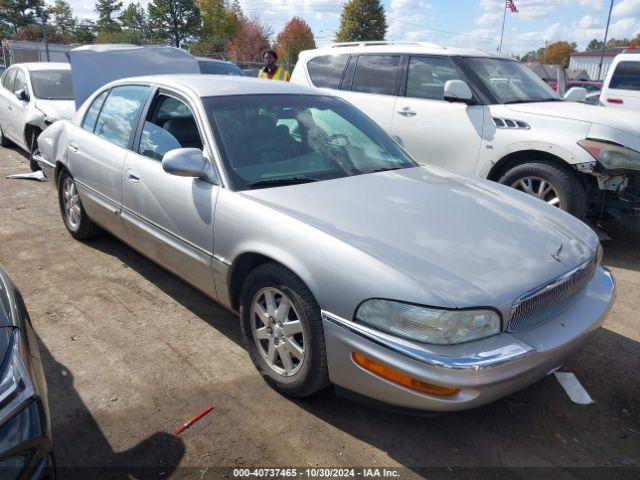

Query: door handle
(68, 142), (79, 152)
(126, 169), (140, 183)
(397, 107), (417, 117)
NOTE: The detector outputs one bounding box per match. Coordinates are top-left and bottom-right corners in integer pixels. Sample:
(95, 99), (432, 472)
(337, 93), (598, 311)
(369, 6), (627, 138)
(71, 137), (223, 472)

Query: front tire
(0, 124), (11, 147)
(498, 161), (587, 218)
(58, 170), (100, 240)
(29, 129), (41, 172)
(239, 263), (329, 398)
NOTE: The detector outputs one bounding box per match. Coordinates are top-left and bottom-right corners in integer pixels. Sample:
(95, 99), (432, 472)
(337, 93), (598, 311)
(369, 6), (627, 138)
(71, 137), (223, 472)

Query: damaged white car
(0, 62), (74, 170)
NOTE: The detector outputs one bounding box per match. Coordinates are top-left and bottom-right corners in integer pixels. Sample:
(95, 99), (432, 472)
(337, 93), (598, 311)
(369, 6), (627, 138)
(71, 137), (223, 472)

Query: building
(2, 40), (73, 66)
(526, 63), (590, 83)
(569, 47), (626, 81)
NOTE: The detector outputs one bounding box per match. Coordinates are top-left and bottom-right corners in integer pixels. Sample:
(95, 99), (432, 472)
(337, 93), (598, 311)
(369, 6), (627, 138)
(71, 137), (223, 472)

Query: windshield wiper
(247, 177), (317, 189)
(370, 166), (404, 173)
(504, 98), (561, 104)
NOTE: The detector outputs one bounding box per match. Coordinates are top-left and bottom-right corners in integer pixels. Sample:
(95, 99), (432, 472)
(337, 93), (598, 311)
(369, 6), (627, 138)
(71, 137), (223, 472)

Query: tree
(630, 34), (640, 47)
(606, 38), (630, 48)
(16, 23), (65, 42)
(198, 0), (244, 54)
(95, 0), (122, 35)
(52, 0), (75, 39)
(74, 18), (96, 43)
(336, 0), (386, 42)
(274, 16), (315, 66)
(147, 0), (200, 48)
(227, 16), (271, 62)
(0, 0), (43, 34)
(586, 38), (604, 51)
(521, 50), (537, 63)
(540, 41), (575, 68)
(120, 2), (147, 43)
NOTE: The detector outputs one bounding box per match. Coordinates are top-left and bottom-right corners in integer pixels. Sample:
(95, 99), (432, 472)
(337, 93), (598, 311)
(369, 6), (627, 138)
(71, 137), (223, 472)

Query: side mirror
(443, 80), (473, 103)
(14, 89), (28, 102)
(391, 134), (404, 146)
(162, 148), (207, 177)
(563, 87), (587, 103)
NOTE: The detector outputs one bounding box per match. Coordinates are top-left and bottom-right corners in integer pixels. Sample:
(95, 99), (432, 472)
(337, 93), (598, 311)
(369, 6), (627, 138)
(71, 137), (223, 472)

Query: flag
(506, 0), (518, 12)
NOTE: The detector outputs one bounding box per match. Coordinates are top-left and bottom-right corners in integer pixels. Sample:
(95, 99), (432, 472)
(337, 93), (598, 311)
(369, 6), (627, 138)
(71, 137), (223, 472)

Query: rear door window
(609, 61), (640, 91)
(82, 90), (108, 132)
(94, 85), (150, 148)
(307, 55), (349, 89)
(405, 56), (464, 100)
(351, 55), (402, 95)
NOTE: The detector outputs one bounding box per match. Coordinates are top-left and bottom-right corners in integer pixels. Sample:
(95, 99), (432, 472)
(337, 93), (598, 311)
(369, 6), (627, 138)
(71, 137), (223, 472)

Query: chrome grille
(507, 258), (597, 332)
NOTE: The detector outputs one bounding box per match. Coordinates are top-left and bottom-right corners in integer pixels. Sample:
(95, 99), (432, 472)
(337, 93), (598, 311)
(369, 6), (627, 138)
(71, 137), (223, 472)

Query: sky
(64, 0), (640, 55)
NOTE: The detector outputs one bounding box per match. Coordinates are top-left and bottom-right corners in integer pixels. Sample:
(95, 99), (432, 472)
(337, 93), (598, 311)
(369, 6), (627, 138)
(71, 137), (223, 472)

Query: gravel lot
(0, 145), (639, 479)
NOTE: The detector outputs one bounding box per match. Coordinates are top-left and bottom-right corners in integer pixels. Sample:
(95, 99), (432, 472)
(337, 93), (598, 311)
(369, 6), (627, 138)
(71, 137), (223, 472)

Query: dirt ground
(0, 145), (638, 480)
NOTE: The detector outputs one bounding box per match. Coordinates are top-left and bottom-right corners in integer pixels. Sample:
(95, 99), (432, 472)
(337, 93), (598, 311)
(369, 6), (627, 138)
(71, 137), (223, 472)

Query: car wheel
(239, 263), (329, 398)
(498, 161), (587, 218)
(29, 129), (41, 172)
(0, 124), (11, 147)
(58, 170), (100, 240)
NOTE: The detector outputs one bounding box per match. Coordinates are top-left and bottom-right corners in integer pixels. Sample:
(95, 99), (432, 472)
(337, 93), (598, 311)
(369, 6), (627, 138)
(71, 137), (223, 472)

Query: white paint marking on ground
(554, 372), (594, 405)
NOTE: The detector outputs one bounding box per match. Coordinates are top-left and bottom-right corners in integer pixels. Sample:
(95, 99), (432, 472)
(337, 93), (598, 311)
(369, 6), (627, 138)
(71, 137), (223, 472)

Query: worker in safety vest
(258, 49), (290, 81)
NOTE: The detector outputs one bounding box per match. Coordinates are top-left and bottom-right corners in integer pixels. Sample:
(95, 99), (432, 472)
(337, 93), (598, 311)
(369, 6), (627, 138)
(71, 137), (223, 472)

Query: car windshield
(204, 94), (417, 190)
(461, 57), (560, 104)
(29, 70), (73, 100)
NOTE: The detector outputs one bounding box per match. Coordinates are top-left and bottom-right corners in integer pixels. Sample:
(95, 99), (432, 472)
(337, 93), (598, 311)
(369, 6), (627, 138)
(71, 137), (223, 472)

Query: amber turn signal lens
(352, 352), (460, 397)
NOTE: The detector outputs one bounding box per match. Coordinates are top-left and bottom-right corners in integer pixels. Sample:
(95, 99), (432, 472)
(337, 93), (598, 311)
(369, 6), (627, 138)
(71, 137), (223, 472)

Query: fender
(477, 140), (595, 179)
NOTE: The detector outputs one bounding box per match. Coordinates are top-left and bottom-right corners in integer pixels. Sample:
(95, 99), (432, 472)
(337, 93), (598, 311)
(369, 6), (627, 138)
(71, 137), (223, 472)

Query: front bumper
(322, 265), (615, 412)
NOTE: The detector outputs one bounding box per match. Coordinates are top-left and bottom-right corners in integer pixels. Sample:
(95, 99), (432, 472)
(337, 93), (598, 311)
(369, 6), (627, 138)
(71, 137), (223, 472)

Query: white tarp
(69, 44), (201, 108)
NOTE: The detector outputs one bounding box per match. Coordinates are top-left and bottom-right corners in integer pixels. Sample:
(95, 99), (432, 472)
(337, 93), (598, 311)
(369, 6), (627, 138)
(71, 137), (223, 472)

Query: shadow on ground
(72, 230), (640, 475)
(39, 341), (185, 479)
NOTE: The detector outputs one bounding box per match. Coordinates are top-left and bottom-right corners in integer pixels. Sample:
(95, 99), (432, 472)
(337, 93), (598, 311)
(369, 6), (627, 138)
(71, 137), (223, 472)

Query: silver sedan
(36, 75), (615, 412)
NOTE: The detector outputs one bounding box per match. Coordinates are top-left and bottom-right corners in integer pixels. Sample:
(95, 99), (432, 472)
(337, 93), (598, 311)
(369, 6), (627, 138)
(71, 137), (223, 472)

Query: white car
(600, 47), (640, 110)
(0, 62), (74, 170)
(292, 42), (640, 220)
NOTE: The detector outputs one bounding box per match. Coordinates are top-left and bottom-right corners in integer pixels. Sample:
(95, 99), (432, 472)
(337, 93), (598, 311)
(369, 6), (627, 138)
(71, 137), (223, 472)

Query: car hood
(503, 101), (640, 137)
(35, 99), (76, 121)
(242, 167), (598, 310)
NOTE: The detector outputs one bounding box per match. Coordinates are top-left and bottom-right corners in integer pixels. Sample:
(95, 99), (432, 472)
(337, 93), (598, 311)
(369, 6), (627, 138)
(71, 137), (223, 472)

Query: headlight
(578, 139), (640, 171)
(0, 330), (35, 425)
(355, 299), (501, 345)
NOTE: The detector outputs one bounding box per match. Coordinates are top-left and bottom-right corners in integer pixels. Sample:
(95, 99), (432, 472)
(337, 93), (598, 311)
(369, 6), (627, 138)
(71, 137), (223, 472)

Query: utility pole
(597, 0), (614, 81)
(38, 7), (50, 62)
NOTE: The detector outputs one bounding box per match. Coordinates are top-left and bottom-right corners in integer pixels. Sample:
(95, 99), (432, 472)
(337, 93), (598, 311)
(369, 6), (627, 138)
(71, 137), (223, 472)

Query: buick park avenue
(35, 75), (615, 412)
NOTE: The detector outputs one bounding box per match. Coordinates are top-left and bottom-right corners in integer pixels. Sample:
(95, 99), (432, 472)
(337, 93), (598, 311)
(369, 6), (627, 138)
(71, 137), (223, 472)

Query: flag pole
(498, 3), (507, 53)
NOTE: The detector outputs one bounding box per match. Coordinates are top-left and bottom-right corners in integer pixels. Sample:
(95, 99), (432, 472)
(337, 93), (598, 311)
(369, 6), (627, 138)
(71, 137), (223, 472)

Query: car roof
(12, 62), (70, 71)
(110, 74), (324, 97)
(298, 42), (507, 60)
(197, 57), (236, 65)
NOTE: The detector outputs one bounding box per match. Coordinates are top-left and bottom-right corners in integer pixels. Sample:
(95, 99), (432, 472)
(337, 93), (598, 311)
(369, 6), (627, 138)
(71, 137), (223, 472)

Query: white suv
(600, 47), (640, 110)
(291, 42), (640, 219)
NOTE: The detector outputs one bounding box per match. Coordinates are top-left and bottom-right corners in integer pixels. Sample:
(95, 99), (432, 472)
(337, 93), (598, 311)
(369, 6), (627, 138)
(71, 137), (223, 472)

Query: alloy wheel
(511, 176), (562, 208)
(62, 176), (81, 231)
(250, 287), (306, 377)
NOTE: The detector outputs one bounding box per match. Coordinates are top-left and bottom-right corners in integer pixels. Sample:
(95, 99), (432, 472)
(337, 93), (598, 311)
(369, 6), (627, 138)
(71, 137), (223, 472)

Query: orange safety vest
(258, 66), (290, 81)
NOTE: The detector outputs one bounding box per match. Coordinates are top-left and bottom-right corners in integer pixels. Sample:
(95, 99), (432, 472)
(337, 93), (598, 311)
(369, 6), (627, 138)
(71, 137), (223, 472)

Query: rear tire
(498, 161), (587, 218)
(239, 263), (330, 398)
(58, 170), (100, 240)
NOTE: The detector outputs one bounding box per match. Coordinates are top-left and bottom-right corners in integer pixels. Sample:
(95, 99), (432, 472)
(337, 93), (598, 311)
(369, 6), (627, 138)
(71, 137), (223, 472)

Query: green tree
(336, 0), (386, 42)
(198, 0), (244, 53)
(95, 0), (122, 35)
(147, 0), (200, 48)
(51, 0), (75, 40)
(74, 18), (96, 43)
(586, 38), (604, 51)
(630, 34), (640, 47)
(120, 2), (147, 43)
(0, 0), (43, 34)
(606, 38), (630, 48)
